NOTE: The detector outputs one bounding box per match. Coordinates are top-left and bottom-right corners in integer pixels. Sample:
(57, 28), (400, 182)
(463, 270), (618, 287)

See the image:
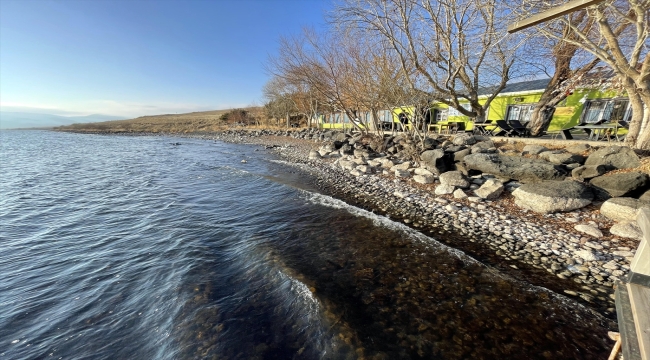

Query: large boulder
(522, 145), (547, 156)
(546, 152), (585, 165)
(439, 171), (469, 188)
(600, 197), (650, 222)
(589, 172), (649, 199)
(452, 133), (477, 146)
(420, 149), (447, 174)
(463, 153), (567, 183)
(453, 148), (472, 162)
(414, 168), (434, 176)
(609, 221), (643, 240)
(584, 146), (641, 169)
(331, 132), (348, 142)
(474, 179), (504, 200)
(434, 184), (455, 195)
(413, 174), (435, 184)
(471, 141), (495, 154)
(391, 162), (411, 171)
(571, 165), (608, 181)
(512, 180), (593, 213)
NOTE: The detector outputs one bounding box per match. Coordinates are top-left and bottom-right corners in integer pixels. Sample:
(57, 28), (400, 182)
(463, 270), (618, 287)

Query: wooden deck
(615, 208), (650, 359)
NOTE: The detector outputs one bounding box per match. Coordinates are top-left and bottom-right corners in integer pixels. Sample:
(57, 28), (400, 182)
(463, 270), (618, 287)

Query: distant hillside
(57, 107), (265, 133)
(0, 112), (128, 129)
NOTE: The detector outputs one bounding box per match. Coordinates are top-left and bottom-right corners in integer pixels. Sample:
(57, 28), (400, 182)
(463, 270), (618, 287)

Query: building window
(580, 98), (630, 124)
(434, 109), (448, 122)
(506, 104), (535, 123)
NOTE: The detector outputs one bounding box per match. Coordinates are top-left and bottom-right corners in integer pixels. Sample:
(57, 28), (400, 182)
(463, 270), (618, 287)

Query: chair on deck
(494, 120), (518, 137)
(549, 125), (576, 140)
(507, 120), (531, 137)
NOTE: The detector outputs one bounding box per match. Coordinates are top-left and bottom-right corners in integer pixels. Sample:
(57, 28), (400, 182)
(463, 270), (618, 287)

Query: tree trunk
(286, 113), (289, 129)
(636, 105), (650, 150)
(624, 79), (645, 147)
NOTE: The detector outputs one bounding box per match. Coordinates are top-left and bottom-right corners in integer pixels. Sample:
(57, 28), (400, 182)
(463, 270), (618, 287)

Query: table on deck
(574, 123), (621, 141)
(472, 123), (495, 136)
(428, 123), (456, 134)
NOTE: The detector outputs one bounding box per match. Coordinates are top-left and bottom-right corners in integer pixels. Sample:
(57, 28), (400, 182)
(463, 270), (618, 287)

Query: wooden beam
(628, 283), (650, 360)
(507, 0), (604, 33)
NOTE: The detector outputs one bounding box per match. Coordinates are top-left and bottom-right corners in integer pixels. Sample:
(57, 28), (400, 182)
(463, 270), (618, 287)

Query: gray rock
(565, 144), (591, 154)
(584, 146), (641, 169)
(474, 179), (504, 200)
(414, 168), (434, 176)
(453, 148), (472, 162)
(609, 221), (643, 240)
(453, 188), (468, 199)
(331, 132), (348, 142)
(445, 145), (465, 153)
(435, 184), (455, 195)
(353, 148), (369, 158)
(547, 153), (585, 165)
(339, 160), (357, 171)
(600, 197), (650, 222)
(356, 165), (370, 174)
(422, 137), (438, 150)
(309, 150), (322, 159)
(339, 143), (353, 155)
(463, 153), (567, 183)
(413, 174), (435, 184)
(420, 149), (446, 174)
(522, 145), (548, 156)
(394, 169), (411, 178)
(576, 249), (598, 261)
(471, 141), (495, 153)
(574, 224), (603, 238)
(512, 180), (593, 213)
(439, 171), (469, 188)
(350, 169), (365, 176)
(538, 150), (565, 162)
(571, 165), (608, 180)
(391, 162), (411, 171)
(589, 172), (649, 199)
(378, 158), (395, 169)
(452, 133), (477, 146)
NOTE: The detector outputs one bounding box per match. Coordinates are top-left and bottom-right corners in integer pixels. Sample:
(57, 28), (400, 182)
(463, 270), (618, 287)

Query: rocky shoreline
(176, 128), (650, 320)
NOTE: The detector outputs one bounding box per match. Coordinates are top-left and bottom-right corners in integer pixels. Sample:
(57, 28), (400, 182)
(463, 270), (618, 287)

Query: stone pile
(204, 128), (649, 313)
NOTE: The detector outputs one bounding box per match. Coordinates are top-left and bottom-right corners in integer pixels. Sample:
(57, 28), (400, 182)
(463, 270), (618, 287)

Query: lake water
(0, 131), (612, 359)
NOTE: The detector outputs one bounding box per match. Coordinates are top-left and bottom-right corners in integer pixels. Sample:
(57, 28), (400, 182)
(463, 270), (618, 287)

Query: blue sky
(0, 0), (329, 117)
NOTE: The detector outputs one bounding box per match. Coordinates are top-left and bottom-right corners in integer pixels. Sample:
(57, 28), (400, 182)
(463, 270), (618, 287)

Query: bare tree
(334, 0), (518, 123)
(522, 0), (649, 148)
(511, 7), (601, 136)
(268, 29), (371, 133)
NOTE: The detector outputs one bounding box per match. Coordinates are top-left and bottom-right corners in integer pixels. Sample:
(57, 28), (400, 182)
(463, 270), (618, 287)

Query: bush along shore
(185, 128), (649, 319)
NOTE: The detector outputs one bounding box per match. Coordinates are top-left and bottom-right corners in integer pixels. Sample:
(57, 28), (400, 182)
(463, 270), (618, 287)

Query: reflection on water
(0, 131), (610, 359)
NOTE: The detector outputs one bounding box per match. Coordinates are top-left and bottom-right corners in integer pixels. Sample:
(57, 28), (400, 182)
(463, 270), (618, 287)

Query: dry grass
(57, 107), (266, 133)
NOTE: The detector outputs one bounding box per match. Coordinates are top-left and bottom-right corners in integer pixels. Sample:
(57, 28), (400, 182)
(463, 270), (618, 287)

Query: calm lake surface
(0, 131), (611, 359)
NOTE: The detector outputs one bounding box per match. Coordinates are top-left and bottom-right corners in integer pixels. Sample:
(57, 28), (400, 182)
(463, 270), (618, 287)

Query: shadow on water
(173, 190), (612, 360)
